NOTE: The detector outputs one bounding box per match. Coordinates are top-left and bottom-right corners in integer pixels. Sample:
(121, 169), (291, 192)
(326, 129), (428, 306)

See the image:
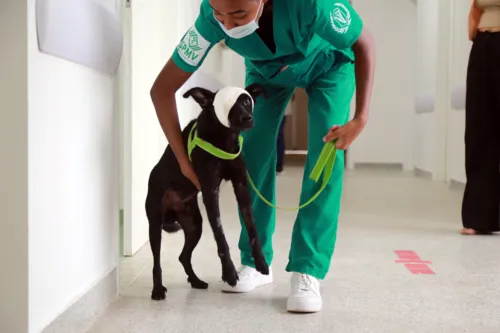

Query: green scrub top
(173, 0), (363, 79)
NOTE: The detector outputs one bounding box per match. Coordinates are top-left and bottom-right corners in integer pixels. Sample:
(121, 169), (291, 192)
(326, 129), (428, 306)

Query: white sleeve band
(176, 25), (212, 67)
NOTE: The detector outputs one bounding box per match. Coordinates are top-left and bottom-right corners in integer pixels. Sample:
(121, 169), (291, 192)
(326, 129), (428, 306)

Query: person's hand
(180, 162), (201, 190)
(323, 117), (367, 150)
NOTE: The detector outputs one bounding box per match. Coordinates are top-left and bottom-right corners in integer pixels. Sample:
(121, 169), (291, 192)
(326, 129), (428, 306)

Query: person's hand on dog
(323, 117), (367, 150)
(181, 162), (201, 190)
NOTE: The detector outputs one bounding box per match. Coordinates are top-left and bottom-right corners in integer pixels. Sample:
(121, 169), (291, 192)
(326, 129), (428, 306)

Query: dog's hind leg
(178, 202), (208, 289)
(146, 198), (168, 301)
(149, 221), (167, 300)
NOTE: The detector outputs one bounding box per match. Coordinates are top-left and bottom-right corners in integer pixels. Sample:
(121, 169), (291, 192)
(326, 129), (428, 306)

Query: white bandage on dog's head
(212, 87), (254, 128)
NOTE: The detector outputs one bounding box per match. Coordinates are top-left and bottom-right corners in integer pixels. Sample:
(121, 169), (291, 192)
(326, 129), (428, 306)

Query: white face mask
(215, 0), (263, 39)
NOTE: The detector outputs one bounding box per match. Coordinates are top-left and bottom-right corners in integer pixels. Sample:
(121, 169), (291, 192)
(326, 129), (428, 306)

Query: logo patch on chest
(177, 26), (211, 66)
(330, 3), (352, 34)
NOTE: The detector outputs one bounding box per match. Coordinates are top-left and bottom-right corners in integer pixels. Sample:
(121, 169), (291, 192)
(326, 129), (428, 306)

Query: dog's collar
(187, 122), (244, 161)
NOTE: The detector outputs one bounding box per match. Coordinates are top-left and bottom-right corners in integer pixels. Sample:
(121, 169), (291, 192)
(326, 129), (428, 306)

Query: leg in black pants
(462, 31), (500, 234)
(276, 117), (286, 173)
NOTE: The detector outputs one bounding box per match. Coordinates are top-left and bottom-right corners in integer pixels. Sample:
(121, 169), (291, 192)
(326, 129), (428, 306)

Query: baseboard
(413, 167), (433, 180)
(42, 268), (118, 333)
(284, 153), (306, 166)
(353, 162), (404, 170)
(449, 178), (466, 191)
(285, 154), (405, 171)
(283, 150), (349, 167)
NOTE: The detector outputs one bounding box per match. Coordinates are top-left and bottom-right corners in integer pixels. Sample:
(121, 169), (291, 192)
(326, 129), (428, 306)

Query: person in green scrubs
(151, 0), (375, 313)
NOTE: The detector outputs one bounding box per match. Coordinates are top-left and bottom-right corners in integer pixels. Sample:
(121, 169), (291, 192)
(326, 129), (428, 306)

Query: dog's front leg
(231, 171), (269, 275)
(201, 185), (238, 287)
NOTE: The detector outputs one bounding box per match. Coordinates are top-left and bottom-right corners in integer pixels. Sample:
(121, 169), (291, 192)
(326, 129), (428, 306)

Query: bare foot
(460, 228), (493, 235)
(460, 228), (477, 235)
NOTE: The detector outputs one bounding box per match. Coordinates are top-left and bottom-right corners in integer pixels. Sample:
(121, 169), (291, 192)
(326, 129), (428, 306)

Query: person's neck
(263, 0), (273, 14)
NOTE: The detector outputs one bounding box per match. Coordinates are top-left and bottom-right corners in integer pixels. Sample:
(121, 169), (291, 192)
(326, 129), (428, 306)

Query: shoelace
(296, 273), (316, 291)
(238, 266), (255, 277)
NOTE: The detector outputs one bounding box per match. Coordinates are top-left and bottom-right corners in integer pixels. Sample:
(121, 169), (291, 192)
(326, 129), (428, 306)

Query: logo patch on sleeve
(177, 26), (211, 66)
(330, 3), (352, 34)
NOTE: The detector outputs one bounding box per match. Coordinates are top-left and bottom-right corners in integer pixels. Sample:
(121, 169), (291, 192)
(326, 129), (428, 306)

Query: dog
(145, 83), (270, 300)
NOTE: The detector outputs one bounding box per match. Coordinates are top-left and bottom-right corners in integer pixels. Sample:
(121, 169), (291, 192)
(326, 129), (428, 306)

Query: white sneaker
(287, 273), (323, 313)
(221, 265), (273, 293)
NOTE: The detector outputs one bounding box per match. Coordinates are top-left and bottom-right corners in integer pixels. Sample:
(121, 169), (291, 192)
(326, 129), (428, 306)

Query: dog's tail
(162, 222), (182, 233)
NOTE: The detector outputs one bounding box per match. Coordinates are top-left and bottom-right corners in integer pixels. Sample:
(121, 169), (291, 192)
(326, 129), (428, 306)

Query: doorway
(284, 89), (349, 167)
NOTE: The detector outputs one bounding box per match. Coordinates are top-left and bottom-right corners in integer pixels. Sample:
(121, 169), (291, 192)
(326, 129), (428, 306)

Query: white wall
(411, 0), (470, 183)
(27, 0), (119, 331)
(447, 0), (470, 183)
(348, 0), (416, 169)
(413, 0), (438, 173)
(0, 1), (29, 332)
(123, 0), (210, 255)
(122, 0), (231, 255)
(118, 0), (132, 256)
(220, 49), (246, 88)
(123, 0), (173, 255)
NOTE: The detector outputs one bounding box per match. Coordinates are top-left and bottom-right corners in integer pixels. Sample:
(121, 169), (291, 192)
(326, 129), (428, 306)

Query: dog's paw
(254, 256), (270, 275)
(151, 286), (167, 301)
(222, 263), (239, 287)
(188, 277), (209, 290)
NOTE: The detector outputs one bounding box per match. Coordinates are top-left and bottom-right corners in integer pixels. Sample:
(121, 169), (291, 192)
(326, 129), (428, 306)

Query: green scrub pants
(238, 49), (356, 280)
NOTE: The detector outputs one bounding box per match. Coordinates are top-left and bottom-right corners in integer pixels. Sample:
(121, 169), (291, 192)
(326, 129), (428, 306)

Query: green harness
(187, 122), (337, 211)
(188, 122), (244, 161)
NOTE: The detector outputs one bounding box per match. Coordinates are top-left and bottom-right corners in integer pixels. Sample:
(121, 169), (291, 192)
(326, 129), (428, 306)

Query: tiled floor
(86, 168), (500, 333)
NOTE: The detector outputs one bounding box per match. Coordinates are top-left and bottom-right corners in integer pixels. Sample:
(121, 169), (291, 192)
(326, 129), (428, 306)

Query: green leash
(187, 122), (337, 211)
(246, 141), (337, 211)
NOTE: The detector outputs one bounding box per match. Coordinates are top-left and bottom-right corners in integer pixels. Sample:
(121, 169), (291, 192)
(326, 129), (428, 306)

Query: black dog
(145, 84), (270, 300)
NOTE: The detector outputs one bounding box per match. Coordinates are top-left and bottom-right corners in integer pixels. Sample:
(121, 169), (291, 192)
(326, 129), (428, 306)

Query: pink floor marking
(394, 250), (436, 275)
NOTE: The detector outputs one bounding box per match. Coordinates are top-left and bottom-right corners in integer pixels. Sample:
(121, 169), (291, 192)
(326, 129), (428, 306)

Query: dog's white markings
(212, 87), (253, 128)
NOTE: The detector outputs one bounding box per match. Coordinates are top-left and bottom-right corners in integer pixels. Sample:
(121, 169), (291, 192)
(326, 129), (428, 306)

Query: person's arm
(468, 0), (482, 41)
(308, 0), (375, 124)
(150, 59), (193, 169)
(151, 10), (222, 185)
(351, 27), (375, 124)
(304, 0), (375, 147)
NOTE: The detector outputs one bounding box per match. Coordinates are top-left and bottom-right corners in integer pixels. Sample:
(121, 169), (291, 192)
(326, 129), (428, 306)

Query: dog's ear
(183, 87), (215, 108)
(245, 83), (268, 100)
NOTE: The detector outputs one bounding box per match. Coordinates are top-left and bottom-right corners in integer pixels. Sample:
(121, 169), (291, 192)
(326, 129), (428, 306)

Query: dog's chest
(221, 165), (233, 182)
(219, 160), (243, 182)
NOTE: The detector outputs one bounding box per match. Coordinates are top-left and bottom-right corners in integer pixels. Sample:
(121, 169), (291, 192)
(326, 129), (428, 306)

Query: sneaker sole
(221, 278), (273, 293)
(286, 298), (322, 313)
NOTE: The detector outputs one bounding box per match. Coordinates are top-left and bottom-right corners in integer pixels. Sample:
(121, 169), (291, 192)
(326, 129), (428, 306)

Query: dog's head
(183, 83), (266, 131)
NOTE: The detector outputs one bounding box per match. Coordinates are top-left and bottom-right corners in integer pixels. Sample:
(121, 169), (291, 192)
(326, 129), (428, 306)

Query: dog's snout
(228, 108), (254, 131)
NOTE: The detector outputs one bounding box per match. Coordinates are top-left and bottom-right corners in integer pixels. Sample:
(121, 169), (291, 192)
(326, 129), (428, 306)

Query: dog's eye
(244, 99), (251, 106)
